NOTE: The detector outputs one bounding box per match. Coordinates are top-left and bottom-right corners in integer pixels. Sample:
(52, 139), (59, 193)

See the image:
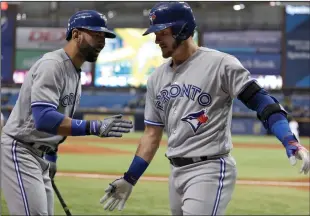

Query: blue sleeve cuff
(144, 119), (164, 127)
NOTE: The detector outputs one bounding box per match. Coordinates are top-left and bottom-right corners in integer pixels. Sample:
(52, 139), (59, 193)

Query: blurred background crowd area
(1, 1), (310, 136)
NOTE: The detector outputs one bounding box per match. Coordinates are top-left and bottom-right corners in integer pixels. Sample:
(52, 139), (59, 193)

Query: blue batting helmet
(143, 2), (196, 41)
(66, 10), (116, 41)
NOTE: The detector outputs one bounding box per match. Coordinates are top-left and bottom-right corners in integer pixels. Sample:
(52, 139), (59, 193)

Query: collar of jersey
(168, 47), (202, 72)
(62, 49), (82, 73)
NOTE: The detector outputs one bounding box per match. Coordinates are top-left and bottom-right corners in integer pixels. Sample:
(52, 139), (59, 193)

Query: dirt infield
(63, 137), (310, 150)
(58, 144), (132, 155)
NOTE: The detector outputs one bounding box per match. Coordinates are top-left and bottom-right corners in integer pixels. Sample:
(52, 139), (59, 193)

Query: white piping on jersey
(12, 140), (30, 216)
(144, 119), (164, 126)
(212, 158), (226, 216)
(31, 102), (58, 109)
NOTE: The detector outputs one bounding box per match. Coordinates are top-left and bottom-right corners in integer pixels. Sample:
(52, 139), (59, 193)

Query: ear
(71, 29), (80, 41)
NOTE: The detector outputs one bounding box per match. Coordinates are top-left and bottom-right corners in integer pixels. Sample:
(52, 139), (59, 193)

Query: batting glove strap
(86, 120), (91, 135)
(86, 120), (100, 136)
(123, 172), (137, 186)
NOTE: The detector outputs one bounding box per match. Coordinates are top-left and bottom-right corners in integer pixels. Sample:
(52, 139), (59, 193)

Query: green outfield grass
(57, 144), (307, 179)
(1, 177), (309, 215)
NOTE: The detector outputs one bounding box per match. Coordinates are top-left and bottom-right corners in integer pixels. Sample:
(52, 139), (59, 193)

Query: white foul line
(56, 172), (309, 187)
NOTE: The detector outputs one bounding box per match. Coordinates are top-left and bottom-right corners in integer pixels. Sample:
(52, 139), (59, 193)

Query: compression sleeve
(31, 105), (88, 136)
(244, 90), (295, 142)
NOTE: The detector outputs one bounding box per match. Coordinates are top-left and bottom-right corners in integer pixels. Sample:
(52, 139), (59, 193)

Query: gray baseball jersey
(1, 48), (81, 215)
(2, 48), (81, 149)
(144, 47), (253, 215)
(144, 47), (252, 158)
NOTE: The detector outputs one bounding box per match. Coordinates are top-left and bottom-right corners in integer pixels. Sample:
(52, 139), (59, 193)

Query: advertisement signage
(15, 50), (47, 69)
(203, 30), (282, 53)
(234, 53), (281, 75)
(14, 49), (93, 86)
(284, 5), (310, 88)
(16, 27), (67, 50)
(1, 4), (17, 83)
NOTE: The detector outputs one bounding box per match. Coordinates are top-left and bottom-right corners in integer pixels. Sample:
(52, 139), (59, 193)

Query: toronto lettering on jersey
(60, 93), (81, 107)
(155, 83), (212, 111)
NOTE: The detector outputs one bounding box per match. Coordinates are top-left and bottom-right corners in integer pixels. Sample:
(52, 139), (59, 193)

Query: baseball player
(1, 10), (133, 216)
(99, 2), (310, 215)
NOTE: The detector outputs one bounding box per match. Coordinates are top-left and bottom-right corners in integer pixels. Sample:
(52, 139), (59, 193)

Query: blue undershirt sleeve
(241, 90), (295, 143)
(31, 105), (87, 136)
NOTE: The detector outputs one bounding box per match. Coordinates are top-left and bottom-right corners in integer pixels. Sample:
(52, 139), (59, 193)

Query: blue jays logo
(181, 108), (209, 133)
(149, 12), (156, 25)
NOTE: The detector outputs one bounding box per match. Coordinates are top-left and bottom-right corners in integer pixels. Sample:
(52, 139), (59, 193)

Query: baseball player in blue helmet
(143, 1), (196, 59)
(65, 10), (116, 62)
(1, 10), (133, 215)
(100, 1), (309, 215)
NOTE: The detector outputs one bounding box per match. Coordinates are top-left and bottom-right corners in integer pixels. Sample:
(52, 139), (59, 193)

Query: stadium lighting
(107, 11), (115, 19)
(233, 4), (245, 11)
(270, 1), (282, 6)
(143, 9), (151, 16)
(16, 13), (21, 20)
(21, 13), (26, 20)
(1, 2), (8, 10)
(270, 1), (276, 6)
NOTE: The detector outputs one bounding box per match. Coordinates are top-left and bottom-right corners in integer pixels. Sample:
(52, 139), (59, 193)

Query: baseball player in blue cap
(1, 10), (133, 215)
(99, 2), (309, 215)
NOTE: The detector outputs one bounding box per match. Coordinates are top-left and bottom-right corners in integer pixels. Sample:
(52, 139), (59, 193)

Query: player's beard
(162, 40), (178, 59)
(79, 41), (100, 62)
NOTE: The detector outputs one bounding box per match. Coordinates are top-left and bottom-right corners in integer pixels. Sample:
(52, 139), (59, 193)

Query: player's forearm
(32, 105), (91, 136)
(57, 117), (75, 136)
(123, 125), (163, 185)
(123, 136), (160, 185)
(135, 132), (161, 163)
(48, 116), (93, 137)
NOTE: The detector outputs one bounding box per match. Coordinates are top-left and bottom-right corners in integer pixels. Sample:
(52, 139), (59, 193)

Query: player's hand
(48, 161), (57, 179)
(283, 135), (309, 174)
(89, 114), (133, 138)
(99, 178), (133, 211)
(44, 152), (57, 179)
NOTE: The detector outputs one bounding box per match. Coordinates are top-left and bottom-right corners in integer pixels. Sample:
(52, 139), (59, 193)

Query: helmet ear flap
(66, 32), (72, 41)
(172, 22), (190, 41)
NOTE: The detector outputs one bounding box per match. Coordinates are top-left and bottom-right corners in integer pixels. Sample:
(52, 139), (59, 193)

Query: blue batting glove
(282, 135), (303, 158)
(282, 135), (309, 174)
(87, 114), (133, 137)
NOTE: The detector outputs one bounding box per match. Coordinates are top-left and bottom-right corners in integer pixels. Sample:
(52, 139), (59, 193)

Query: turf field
(1, 133), (309, 215)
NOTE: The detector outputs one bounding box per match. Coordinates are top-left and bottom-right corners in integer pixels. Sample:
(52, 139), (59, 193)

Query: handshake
(87, 114), (133, 138)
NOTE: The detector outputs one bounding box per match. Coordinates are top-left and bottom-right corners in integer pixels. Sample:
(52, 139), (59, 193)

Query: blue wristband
(71, 119), (87, 136)
(45, 153), (58, 163)
(124, 155), (149, 185)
